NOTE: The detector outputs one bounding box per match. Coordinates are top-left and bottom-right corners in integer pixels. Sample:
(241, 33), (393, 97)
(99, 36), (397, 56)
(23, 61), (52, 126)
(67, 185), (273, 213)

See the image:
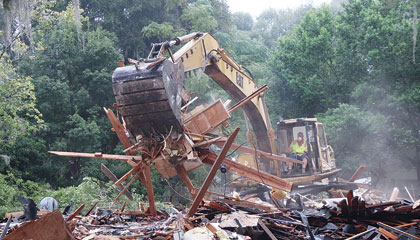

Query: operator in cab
(287, 132), (309, 174)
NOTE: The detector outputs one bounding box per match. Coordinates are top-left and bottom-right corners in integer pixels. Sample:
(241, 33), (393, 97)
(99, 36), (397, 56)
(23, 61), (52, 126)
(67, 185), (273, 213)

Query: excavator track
(112, 60), (185, 138)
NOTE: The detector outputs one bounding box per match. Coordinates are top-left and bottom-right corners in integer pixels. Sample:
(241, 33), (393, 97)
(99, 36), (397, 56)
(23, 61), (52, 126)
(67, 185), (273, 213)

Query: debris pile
(1, 188), (420, 240)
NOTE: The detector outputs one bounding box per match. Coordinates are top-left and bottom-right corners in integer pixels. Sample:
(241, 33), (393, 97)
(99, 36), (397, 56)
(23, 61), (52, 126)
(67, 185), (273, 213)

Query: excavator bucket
(112, 59), (185, 138)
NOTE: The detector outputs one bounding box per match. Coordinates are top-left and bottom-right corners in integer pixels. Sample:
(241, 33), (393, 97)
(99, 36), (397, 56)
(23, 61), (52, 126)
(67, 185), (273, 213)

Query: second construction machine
(111, 32), (340, 193)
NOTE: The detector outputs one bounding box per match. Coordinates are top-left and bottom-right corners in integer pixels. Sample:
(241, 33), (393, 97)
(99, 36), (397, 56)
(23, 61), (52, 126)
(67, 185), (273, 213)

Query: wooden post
(144, 165), (157, 216)
(200, 150), (293, 192)
(104, 108), (134, 155)
(115, 163), (144, 186)
(104, 107), (148, 186)
(67, 203), (85, 222)
(175, 164), (195, 197)
(112, 172), (141, 207)
(187, 128), (239, 218)
(214, 140), (303, 165)
(349, 164), (366, 182)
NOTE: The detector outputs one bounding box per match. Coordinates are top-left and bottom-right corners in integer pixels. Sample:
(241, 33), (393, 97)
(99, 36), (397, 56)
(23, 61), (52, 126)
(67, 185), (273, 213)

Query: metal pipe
(228, 85), (269, 113)
(169, 32), (203, 47)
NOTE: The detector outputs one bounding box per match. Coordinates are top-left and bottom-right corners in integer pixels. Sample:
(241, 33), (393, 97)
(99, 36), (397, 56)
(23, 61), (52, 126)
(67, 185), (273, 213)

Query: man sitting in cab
(287, 132), (309, 174)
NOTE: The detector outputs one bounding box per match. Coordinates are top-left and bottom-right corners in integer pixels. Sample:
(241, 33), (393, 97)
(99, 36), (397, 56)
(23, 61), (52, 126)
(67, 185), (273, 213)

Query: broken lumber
(112, 172), (140, 207)
(101, 164), (134, 201)
(200, 150), (293, 192)
(49, 151), (140, 166)
(144, 165), (157, 216)
(187, 128), (239, 217)
(349, 164), (366, 182)
(377, 222), (420, 240)
(67, 203), (85, 222)
(214, 140), (303, 165)
(3, 210), (75, 240)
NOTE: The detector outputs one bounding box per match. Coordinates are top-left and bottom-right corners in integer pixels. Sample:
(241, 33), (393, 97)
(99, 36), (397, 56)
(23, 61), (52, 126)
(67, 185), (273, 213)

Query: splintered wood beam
(175, 164), (195, 196)
(200, 150), (293, 192)
(214, 140), (303, 165)
(101, 164), (134, 201)
(349, 164), (366, 182)
(49, 151), (140, 165)
(187, 128), (239, 218)
(228, 85), (268, 113)
(104, 107), (148, 188)
(193, 137), (223, 148)
(258, 219), (277, 240)
(104, 107), (134, 155)
(144, 165), (157, 216)
(67, 203), (85, 222)
(84, 201), (99, 216)
(112, 172), (140, 207)
(115, 163), (144, 186)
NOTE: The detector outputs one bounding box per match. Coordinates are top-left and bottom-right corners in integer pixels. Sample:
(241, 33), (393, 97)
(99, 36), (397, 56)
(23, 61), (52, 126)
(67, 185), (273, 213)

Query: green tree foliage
(141, 22), (174, 42)
(253, 5), (313, 49)
(232, 12), (253, 31)
(181, 0), (218, 32)
(0, 58), (42, 153)
(271, 7), (353, 118)
(270, 0), (420, 180)
(17, 4), (123, 186)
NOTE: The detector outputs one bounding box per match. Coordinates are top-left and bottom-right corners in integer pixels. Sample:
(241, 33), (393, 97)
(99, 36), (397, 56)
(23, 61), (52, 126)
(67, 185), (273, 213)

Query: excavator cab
(231, 117), (339, 189)
(276, 118), (336, 177)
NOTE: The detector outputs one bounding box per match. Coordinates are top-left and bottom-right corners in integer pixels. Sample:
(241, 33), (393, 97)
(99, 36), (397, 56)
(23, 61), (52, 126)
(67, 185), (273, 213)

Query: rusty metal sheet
(3, 210), (74, 240)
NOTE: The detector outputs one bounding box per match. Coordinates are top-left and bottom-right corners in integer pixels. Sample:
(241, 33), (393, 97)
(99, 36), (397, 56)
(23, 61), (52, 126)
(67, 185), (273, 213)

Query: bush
(0, 173), (145, 218)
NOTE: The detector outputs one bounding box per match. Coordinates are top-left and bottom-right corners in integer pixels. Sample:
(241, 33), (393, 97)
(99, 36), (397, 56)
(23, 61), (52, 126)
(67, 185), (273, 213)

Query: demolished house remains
(1, 32), (419, 239)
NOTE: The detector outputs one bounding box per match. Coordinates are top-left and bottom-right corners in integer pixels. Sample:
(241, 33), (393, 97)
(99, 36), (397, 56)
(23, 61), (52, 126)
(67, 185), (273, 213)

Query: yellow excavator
(112, 32), (341, 190)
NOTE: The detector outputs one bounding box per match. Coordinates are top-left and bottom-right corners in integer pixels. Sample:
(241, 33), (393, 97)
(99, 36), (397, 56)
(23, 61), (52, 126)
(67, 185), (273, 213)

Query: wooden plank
(104, 107), (134, 154)
(101, 164), (134, 201)
(84, 201), (99, 216)
(104, 107), (155, 214)
(389, 187), (399, 202)
(214, 140), (303, 165)
(115, 163), (144, 186)
(67, 203), (85, 222)
(258, 219), (278, 240)
(378, 222), (420, 240)
(378, 227), (398, 240)
(349, 164), (366, 182)
(144, 165), (157, 216)
(146, 57), (166, 69)
(49, 151), (140, 165)
(120, 201), (127, 212)
(193, 137), (223, 148)
(219, 198), (274, 212)
(175, 164), (195, 196)
(404, 186), (415, 202)
(5, 209), (51, 219)
(201, 150), (293, 192)
(345, 228), (376, 240)
(184, 99), (231, 135)
(112, 172), (140, 207)
(187, 128), (239, 218)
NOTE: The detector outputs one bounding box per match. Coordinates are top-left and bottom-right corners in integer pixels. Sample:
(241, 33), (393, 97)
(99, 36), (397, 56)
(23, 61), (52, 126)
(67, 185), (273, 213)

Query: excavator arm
(169, 32), (277, 155)
(112, 32), (277, 156)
